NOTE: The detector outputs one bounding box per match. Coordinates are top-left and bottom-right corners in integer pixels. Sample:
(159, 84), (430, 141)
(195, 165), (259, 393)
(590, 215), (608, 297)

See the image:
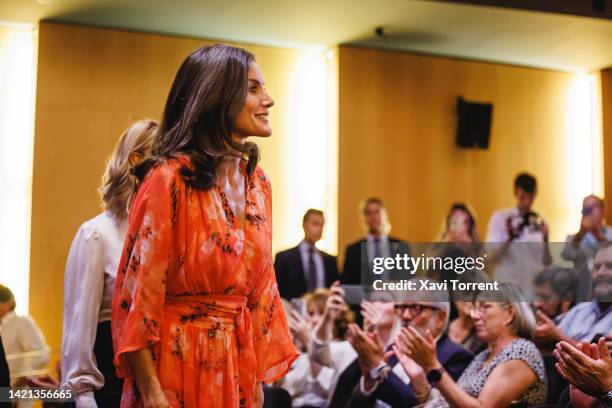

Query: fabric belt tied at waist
(165, 294), (258, 406)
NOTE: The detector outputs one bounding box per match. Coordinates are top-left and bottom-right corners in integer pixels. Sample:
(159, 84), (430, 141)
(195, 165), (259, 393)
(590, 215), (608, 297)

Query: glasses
(470, 302), (509, 317)
(393, 303), (439, 315)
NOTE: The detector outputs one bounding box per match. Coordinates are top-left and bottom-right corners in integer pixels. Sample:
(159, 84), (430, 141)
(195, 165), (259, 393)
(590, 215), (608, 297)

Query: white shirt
(485, 207), (547, 295)
(280, 353), (335, 407)
(298, 240), (325, 289)
(0, 311), (50, 383)
(61, 211), (128, 407)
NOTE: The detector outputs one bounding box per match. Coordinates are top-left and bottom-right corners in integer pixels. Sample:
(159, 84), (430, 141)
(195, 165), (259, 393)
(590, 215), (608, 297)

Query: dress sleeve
(61, 222), (105, 400)
(249, 177), (299, 383)
(111, 165), (178, 378)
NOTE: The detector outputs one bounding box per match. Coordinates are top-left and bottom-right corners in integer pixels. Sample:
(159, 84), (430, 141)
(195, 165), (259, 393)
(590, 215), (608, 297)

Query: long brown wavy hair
(141, 44), (259, 190)
(99, 119), (158, 219)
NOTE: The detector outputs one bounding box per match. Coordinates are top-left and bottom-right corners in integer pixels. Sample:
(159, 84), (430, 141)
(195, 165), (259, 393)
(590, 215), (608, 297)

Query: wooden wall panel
(602, 68), (612, 223)
(338, 46), (575, 260)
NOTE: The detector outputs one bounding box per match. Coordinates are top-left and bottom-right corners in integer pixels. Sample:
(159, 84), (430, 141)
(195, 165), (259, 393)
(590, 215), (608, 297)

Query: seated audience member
(447, 301), (485, 355)
(348, 290), (473, 408)
(533, 266), (577, 349)
(428, 203), (483, 283)
(275, 209), (338, 299)
(395, 284), (547, 407)
(0, 285), (50, 387)
(562, 195), (612, 301)
(281, 288), (354, 407)
(486, 173), (551, 293)
(438, 203), (480, 246)
(554, 337), (612, 408)
(446, 272), (489, 355)
(342, 197), (410, 284)
(310, 283), (400, 407)
(555, 242), (612, 343)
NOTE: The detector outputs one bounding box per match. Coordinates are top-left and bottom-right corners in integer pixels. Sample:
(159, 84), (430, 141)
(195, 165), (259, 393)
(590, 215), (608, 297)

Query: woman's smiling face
(232, 62), (274, 140)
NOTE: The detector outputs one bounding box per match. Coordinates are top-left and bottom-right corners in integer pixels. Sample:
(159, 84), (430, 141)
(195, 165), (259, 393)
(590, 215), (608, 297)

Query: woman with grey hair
(394, 283), (547, 407)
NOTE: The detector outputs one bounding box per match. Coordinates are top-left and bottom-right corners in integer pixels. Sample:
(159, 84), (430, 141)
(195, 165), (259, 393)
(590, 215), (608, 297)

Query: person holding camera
(562, 195), (612, 301)
(485, 173), (552, 294)
(281, 288), (354, 407)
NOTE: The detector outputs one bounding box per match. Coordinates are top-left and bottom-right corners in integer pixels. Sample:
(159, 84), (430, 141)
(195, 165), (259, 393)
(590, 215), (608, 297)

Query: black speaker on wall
(456, 97), (493, 149)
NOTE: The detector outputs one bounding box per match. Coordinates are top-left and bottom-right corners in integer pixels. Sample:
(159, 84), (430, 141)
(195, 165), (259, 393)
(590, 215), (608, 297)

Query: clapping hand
(392, 341), (431, 402)
(361, 301), (385, 332)
(347, 323), (385, 374)
(554, 337), (612, 398)
(397, 326), (440, 372)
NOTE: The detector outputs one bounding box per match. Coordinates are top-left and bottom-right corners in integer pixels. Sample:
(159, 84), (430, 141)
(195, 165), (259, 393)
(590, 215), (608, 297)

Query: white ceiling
(2, 0), (612, 72)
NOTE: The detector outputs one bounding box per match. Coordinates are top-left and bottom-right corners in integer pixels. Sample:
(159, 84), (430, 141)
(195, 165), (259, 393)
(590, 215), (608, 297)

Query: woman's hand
(314, 281), (347, 343)
(288, 309), (312, 351)
(142, 387), (171, 408)
(325, 281), (347, 321)
(126, 349), (170, 408)
(398, 326), (440, 372)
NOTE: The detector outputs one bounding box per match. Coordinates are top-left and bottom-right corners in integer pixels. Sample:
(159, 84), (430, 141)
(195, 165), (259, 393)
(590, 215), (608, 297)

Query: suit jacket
(330, 335), (473, 408)
(341, 236), (411, 285)
(274, 244), (338, 299)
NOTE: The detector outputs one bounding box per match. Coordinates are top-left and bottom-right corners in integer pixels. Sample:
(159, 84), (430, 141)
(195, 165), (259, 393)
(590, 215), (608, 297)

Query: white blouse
(61, 212), (127, 407)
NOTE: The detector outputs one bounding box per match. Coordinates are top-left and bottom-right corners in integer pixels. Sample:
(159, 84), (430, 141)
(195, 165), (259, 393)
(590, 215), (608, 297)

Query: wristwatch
(369, 363), (389, 380)
(426, 366), (446, 385)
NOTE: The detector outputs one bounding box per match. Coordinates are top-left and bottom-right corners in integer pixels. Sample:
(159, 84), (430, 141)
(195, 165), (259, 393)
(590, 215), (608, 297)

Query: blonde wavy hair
(99, 119), (158, 219)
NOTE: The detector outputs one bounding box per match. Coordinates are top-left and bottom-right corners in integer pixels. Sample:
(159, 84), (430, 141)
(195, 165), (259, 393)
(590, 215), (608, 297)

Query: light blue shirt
(557, 302), (612, 341)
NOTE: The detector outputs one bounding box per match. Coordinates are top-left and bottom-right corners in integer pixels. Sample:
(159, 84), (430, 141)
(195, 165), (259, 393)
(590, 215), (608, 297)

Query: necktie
(373, 237), (382, 259)
(307, 246), (318, 292)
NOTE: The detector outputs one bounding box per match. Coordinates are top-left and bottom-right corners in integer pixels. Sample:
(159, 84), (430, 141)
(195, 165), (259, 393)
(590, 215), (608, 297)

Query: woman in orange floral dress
(111, 44), (299, 408)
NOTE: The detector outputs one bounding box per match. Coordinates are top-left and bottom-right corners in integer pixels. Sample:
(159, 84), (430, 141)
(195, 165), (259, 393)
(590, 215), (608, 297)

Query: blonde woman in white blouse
(61, 119), (158, 408)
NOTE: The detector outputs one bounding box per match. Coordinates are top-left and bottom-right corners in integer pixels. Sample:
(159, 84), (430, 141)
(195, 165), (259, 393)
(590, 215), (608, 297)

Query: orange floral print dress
(111, 155), (299, 407)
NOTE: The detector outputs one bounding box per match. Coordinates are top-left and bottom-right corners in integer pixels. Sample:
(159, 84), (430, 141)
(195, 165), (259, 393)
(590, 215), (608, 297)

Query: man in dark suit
(275, 209), (338, 299)
(342, 197), (410, 285)
(331, 301), (472, 408)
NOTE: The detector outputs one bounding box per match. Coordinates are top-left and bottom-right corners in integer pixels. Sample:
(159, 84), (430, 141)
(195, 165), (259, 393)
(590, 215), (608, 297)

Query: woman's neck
(487, 332), (517, 358)
(217, 154), (242, 180)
